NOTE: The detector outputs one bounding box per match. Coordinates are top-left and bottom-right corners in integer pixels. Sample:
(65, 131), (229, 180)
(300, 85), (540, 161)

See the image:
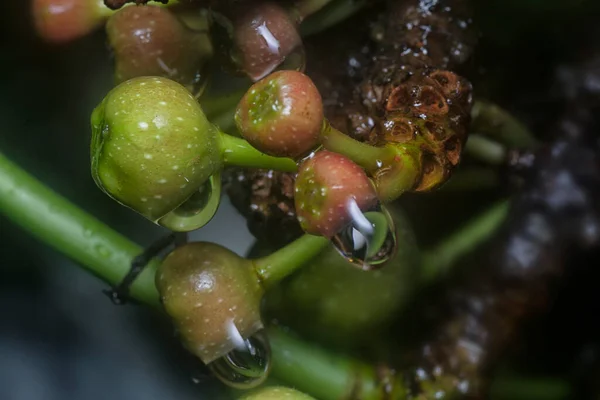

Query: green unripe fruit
(239, 386), (316, 400)
(91, 76), (222, 230)
(263, 206), (419, 348)
(156, 242), (264, 364)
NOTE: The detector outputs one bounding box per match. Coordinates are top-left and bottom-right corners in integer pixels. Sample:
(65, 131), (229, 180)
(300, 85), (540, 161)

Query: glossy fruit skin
(262, 206), (419, 348)
(235, 70), (323, 159)
(106, 5), (211, 90)
(33, 0), (103, 43)
(239, 386), (316, 400)
(156, 242), (264, 364)
(91, 76), (221, 223)
(294, 150), (378, 237)
(214, 2), (302, 81)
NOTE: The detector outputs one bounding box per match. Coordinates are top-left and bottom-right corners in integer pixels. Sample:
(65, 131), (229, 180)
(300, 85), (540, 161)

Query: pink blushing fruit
(294, 150), (378, 237)
(232, 2), (302, 81)
(235, 70), (324, 159)
(33, 0), (101, 43)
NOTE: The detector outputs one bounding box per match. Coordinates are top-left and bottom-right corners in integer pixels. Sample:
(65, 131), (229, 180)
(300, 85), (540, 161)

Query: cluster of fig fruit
(32, 0), (469, 397)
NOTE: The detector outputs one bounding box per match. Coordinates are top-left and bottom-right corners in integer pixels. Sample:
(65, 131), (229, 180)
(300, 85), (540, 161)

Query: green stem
(0, 151), (569, 400)
(0, 151), (160, 307)
(471, 101), (539, 149)
(320, 122), (390, 173)
(271, 326), (570, 400)
(441, 167), (499, 192)
(268, 326), (406, 400)
(294, 0), (335, 20)
(220, 133), (298, 172)
(300, 0), (369, 36)
(490, 375), (571, 400)
(201, 90), (246, 121)
(465, 134), (508, 166)
(212, 108), (239, 136)
(320, 122), (420, 202)
(421, 200), (511, 282)
(253, 234), (330, 289)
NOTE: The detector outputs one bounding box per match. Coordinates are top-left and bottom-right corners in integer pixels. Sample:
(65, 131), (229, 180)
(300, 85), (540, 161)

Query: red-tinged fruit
(156, 242), (264, 364)
(107, 5), (211, 90)
(294, 150), (378, 237)
(235, 70), (324, 159)
(227, 2), (303, 81)
(33, 0), (105, 43)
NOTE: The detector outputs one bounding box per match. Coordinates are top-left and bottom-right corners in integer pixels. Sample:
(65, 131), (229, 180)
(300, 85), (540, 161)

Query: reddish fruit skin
(156, 242), (264, 364)
(33, 0), (100, 43)
(235, 70), (324, 159)
(107, 5), (202, 84)
(232, 2), (302, 81)
(294, 150), (378, 237)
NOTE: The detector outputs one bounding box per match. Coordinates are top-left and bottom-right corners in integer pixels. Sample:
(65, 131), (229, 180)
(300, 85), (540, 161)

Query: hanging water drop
(331, 199), (398, 270)
(208, 330), (271, 389)
(158, 173), (222, 232)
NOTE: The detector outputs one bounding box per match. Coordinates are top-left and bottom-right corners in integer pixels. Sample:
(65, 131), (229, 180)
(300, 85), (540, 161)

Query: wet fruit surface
(156, 242), (264, 364)
(91, 76), (221, 222)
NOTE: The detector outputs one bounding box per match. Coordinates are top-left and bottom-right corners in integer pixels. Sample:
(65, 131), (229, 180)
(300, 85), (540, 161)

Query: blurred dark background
(2, 1), (600, 399)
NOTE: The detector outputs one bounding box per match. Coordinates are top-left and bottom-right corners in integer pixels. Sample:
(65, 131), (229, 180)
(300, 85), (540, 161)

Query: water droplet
(331, 199), (397, 270)
(175, 180), (212, 217)
(207, 330), (271, 389)
(188, 65), (210, 99)
(94, 243), (111, 259)
(158, 173), (222, 232)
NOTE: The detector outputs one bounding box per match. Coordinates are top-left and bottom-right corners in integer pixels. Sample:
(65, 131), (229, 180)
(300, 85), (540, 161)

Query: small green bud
(156, 242), (264, 364)
(91, 76), (222, 227)
(239, 386), (316, 400)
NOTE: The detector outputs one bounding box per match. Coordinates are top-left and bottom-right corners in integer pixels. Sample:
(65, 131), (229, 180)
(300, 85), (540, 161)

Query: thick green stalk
(201, 90), (246, 121)
(441, 167), (499, 192)
(0, 151), (569, 400)
(268, 326), (406, 400)
(253, 234), (330, 289)
(294, 0), (335, 20)
(471, 101), (539, 149)
(0, 151), (160, 306)
(320, 122), (391, 172)
(421, 200), (511, 282)
(465, 134), (508, 166)
(220, 133), (298, 172)
(490, 375), (571, 400)
(300, 0), (368, 36)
